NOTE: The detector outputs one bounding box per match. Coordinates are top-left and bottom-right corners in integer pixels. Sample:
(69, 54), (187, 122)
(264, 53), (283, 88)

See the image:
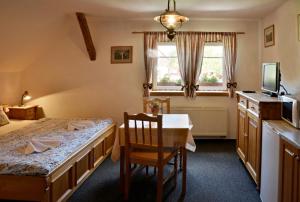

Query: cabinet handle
(295, 155), (300, 161)
(285, 148), (295, 157)
(250, 106), (255, 110)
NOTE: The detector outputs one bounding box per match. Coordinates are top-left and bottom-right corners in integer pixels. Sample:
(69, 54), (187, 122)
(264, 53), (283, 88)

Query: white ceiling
(60, 0), (287, 19)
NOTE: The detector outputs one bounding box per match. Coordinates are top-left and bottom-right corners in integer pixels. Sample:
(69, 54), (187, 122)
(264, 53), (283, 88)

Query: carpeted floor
(68, 140), (261, 202)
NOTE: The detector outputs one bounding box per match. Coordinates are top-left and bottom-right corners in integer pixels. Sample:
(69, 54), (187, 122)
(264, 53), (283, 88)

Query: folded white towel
(67, 120), (96, 131)
(18, 136), (63, 155)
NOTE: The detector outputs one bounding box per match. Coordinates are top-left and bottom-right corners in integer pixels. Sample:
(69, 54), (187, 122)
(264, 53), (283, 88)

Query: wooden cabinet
(237, 105), (247, 163)
(279, 138), (300, 202)
(236, 92), (281, 186)
(246, 112), (260, 182)
(8, 105), (39, 120)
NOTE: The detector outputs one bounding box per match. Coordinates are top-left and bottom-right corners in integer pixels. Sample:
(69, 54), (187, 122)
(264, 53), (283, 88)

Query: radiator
(171, 107), (228, 137)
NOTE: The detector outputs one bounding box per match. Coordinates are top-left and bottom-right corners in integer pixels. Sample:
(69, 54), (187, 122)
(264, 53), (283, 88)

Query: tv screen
(262, 63), (280, 93)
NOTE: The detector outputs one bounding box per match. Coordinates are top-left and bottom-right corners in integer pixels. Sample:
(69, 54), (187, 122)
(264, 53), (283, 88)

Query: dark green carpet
(68, 140), (261, 202)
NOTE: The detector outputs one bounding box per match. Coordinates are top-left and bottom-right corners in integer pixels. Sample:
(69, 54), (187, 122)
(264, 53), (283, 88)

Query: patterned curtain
(175, 32), (205, 98)
(223, 33), (237, 98)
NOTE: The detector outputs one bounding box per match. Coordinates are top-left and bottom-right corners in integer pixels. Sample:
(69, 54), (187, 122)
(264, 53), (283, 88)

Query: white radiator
(171, 107), (228, 137)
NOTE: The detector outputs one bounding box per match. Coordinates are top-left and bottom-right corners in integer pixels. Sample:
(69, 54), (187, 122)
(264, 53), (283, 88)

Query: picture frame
(298, 14), (300, 41)
(111, 46), (133, 64)
(264, 25), (275, 47)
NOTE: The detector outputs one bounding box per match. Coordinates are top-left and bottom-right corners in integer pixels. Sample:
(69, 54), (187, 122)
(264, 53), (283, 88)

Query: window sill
(150, 90), (229, 97)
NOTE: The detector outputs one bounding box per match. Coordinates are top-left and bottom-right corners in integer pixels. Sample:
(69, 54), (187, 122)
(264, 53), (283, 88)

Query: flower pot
(151, 106), (160, 116)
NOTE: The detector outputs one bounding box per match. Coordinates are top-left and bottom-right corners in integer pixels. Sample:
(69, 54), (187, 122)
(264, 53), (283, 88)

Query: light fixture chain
(167, 0), (177, 11)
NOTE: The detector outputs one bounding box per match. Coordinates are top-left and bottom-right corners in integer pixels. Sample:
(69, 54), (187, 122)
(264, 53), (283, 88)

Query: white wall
(18, 17), (260, 139)
(0, 72), (21, 104)
(262, 0), (300, 94)
(0, 1), (263, 139)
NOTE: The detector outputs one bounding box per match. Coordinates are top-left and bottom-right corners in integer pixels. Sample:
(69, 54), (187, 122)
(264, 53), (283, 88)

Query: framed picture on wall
(264, 25), (275, 47)
(298, 14), (300, 41)
(111, 46), (133, 64)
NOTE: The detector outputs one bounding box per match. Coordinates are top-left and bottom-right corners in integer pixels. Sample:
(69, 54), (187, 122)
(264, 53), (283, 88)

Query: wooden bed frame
(0, 124), (116, 202)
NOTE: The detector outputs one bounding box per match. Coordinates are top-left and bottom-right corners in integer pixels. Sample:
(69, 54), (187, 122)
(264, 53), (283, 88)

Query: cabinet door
(296, 156), (300, 202)
(246, 112), (260, 184)
(237, 106), (247, 163)
(280, 139), (298, 202)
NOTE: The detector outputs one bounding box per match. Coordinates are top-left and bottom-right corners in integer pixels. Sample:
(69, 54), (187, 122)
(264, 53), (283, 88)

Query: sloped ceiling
(62, 0), (287, 19)
(0, 0), (286, 72)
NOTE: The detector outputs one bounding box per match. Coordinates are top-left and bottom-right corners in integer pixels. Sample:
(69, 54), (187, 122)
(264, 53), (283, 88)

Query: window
(153, 42), (226, 91)
(153, 43), (181, 90)
(199, 43), (226, 90)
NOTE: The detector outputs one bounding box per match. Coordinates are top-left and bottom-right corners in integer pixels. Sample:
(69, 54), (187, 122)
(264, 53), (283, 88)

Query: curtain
(143, 32), (158, 97)
(142, 31), (238, 98)
(223, 33), (237, 98)
(143, 32), (168, 97)
(176, 32), (205, 98)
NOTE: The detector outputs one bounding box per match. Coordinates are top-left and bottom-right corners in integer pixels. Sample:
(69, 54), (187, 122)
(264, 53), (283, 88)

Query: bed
(0, 118), (116, 202)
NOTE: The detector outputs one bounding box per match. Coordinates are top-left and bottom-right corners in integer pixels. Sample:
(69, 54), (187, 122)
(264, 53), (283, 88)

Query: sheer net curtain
(176, 32), (205, 98)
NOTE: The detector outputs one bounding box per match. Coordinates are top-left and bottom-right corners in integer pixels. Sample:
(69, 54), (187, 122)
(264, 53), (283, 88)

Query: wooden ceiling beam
(76, 12), (96, 61)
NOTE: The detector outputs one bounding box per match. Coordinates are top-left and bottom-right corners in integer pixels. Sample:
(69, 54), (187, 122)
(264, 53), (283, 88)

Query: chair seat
(130, 151), (176, 166)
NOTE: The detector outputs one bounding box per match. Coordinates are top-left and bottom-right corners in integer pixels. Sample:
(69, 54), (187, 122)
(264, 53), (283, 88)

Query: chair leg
(124, 162), (131, 200)
(157, 166), (163, 202)
(154, 167), (157, 175)
(179, 147), (183, 171)
(146, 166), (149, 176)
(174, 154), (178, 188)
(120, 147), (125, 194)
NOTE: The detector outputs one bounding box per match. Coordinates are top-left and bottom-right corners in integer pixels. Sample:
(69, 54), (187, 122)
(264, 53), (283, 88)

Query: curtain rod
(132, 31), (245, 35)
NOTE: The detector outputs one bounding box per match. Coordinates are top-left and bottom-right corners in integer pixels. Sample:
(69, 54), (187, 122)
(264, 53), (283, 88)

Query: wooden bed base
(0, 124), (116, 202)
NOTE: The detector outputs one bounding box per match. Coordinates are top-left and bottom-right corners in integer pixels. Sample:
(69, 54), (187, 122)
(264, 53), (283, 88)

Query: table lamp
(20, 91), (32, 106)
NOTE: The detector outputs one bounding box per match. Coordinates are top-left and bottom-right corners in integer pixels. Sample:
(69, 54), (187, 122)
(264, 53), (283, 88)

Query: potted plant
(149, 101), (160, 116)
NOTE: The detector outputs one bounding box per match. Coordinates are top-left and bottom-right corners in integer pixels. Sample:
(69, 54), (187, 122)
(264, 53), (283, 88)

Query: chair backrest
(124, 112), (163, 159)
(143, 98), (170, 114)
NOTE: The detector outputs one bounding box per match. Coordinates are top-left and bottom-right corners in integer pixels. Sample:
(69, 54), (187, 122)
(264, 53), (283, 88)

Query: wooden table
(112, 114), (195, 197)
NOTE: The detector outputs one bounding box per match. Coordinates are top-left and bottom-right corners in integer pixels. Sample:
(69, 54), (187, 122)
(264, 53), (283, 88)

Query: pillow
(0, 108), (10, 126)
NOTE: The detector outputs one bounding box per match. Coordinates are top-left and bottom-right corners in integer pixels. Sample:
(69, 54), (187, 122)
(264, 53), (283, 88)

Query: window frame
(198, 42), (227, 91)
(151, 42), (228, 95)
(153, 42), (181, 91)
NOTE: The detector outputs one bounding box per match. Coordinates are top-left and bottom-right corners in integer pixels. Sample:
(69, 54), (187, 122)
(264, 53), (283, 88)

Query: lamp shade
(20, 91), (32, 106)
(154, 11), (189, 31)
(154, 0), (189, 40)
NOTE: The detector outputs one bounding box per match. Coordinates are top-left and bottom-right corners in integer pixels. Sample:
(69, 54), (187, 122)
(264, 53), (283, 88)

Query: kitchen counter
(236, 91), (282, 104)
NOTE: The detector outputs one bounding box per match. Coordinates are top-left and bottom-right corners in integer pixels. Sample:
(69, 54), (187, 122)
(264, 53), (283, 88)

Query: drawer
(239, 96), (247, 107)
(248, 101), (259, 115)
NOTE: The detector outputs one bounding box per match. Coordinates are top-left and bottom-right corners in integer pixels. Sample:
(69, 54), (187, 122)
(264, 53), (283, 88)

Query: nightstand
(8, 105), (39, 120)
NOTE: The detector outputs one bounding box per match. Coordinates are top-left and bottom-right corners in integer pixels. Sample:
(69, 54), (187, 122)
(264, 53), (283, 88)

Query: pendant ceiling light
(154, 0), (189, 40)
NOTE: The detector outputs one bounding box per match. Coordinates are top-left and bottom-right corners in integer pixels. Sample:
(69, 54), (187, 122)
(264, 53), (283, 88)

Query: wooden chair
(123, 112), (178, 202)
(143, 98), (170, 114)
(143, 97), (183, 171)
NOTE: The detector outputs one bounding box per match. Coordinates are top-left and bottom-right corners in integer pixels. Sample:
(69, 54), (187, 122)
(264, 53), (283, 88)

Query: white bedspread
(0, 120), (36, 137)
(0, 118), (113, 176)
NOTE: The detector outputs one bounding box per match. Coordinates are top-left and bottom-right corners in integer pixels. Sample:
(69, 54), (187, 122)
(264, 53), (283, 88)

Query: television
(261, 62), (281, 97)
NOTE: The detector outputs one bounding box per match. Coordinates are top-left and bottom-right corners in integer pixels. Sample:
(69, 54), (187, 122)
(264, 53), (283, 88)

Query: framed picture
(298, 14), (300, 41)
(111, 46), (133, 64)
(264, 25), (275, 47)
